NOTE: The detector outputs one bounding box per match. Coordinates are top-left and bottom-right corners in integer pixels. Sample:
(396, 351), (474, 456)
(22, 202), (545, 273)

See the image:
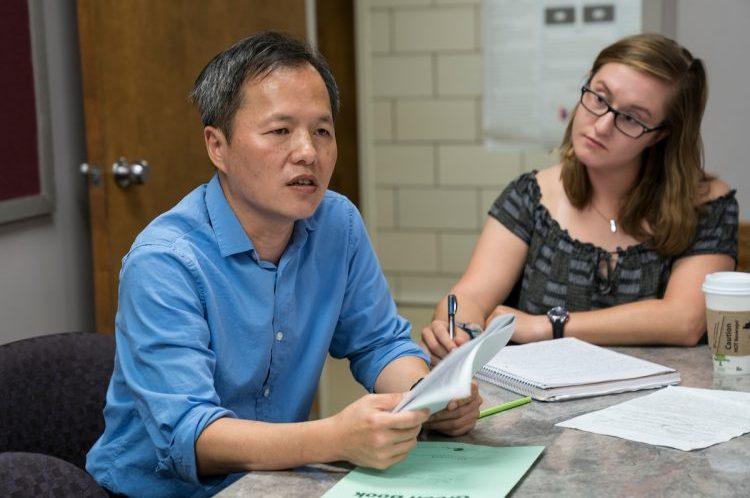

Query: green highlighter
(479, 396), (532, 419)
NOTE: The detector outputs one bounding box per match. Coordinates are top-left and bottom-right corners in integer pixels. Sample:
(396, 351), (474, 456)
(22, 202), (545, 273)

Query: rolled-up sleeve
(488, 172), (538, 245)
(680, 191), (739, 261)
(115, 244), (235, 484)
(328, 205), (429, 392)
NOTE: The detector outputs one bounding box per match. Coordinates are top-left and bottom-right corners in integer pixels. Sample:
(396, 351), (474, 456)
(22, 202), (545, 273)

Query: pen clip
(447, 294), (457, 340)
(447, 294), (457, 316)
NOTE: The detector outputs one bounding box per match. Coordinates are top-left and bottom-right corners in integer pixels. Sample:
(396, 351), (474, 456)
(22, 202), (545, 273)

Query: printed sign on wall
(483, 0), (642, 149)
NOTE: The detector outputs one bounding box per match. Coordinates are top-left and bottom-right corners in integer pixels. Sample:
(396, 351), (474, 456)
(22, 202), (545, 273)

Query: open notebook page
(484, 337), (675, 389)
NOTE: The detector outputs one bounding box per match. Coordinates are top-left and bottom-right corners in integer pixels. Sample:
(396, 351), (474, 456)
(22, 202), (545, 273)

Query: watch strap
(552, 320), (565, 339)
(547, 306), (568, 340)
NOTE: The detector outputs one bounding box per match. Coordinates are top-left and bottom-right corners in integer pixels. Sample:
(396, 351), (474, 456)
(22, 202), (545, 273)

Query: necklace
(591, 203), (617, 233)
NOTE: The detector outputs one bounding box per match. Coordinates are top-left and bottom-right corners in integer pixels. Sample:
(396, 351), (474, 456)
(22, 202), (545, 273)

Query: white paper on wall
(483, 0), (642, 150)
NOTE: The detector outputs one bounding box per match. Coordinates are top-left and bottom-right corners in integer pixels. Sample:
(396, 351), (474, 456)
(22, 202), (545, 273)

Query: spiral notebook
(476, 337), (680, 401)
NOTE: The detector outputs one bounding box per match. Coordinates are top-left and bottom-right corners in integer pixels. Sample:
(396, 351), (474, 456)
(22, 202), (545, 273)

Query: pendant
(609, 219), (617, 233)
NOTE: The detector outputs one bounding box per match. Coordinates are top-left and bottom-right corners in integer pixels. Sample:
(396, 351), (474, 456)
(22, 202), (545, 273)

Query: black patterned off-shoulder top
(489, 171), (739, 314)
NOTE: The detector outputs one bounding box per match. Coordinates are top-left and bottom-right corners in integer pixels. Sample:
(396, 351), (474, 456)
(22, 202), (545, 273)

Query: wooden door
(77, 0), (359, 333)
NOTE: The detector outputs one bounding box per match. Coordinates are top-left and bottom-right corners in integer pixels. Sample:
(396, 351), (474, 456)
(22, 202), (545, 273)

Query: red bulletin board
(0, 0), (40, 202)
(0, 0), (53, 224)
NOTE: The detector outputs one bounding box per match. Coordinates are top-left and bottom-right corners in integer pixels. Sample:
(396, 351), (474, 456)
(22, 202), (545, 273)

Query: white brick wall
(377, 231), (438, 273)
(369, 10), (390, 53)
(361, 0), (554, 307)
(479, 189), (501, 226)
(396, 99), (478, 141)
(398, 275), (461, 304)
(393, 7), (476, 52)
(371, 0), (432, 7)
(438, 145), (521, 186)
(375, 188), (395, 228)
(439, 233), (479, 273)
(373, 55), (433, 96)
(435, 0), (481, 4)
(437, 54), (483, 96)
(397, 188), (479, 229)
(375, 145), (434, 185)
(372, 100), (393, 140)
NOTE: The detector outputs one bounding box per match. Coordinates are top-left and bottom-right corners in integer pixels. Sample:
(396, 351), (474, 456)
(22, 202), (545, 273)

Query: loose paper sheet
(321, 442), (544, 498)
(557, 386), (750, 451)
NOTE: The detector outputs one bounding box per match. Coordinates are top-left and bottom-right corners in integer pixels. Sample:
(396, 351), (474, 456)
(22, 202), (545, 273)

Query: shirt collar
(205, 174), (253, 257)
(205, 173), (320, 258)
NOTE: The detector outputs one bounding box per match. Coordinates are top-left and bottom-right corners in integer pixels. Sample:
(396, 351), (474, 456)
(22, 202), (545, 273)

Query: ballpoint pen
(447, 294), (457, 340)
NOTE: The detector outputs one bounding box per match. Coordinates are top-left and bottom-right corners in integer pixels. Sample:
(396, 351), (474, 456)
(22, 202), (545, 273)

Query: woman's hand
(420, 320), (472, 365)
(488, 305), (551, 344)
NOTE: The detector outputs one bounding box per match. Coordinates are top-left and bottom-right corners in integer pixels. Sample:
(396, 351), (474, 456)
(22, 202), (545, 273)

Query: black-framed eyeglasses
(580, 86), (666, 139)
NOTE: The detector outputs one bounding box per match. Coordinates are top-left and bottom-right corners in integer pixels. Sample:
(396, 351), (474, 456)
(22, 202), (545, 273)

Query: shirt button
(276, 331), (284, 341)
(264, 388), (270, 398)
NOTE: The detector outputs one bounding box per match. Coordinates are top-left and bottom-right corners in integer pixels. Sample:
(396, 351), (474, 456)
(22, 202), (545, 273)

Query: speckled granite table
(216, 346), (750, 497)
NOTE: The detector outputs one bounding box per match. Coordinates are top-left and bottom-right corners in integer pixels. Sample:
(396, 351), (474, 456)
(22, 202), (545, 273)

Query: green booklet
(322, 442), (544, 498)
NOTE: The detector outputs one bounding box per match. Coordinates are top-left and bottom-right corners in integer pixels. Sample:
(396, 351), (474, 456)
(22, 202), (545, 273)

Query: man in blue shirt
(86, 31), (482, 497)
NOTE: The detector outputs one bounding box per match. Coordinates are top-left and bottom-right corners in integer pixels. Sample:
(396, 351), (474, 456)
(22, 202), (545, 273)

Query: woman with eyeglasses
(422, 33), (738, 363)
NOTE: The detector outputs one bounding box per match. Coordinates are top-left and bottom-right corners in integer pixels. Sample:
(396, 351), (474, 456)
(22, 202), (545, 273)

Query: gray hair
(189, 30), (339, 142)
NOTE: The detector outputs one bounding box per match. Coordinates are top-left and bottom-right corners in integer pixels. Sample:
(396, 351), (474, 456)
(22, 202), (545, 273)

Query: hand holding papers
(394, 314), (515, 414)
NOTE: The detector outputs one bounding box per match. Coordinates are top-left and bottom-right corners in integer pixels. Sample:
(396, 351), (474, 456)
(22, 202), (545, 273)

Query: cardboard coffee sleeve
(706, 309), (750, 356)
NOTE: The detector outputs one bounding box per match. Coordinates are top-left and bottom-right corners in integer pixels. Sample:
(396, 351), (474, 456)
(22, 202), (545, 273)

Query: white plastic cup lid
(702, 272), (750, 296)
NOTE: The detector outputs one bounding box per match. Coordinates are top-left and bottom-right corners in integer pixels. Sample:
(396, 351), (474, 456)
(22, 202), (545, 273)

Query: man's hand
(421, 319), (472, 365)
(424, 381), (482, 437)
(331, 393), (429, 470)
(489, 305), (550, 344)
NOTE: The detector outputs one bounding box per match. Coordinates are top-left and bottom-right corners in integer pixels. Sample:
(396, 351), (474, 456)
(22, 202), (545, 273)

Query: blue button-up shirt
(86, 174), (427, 497)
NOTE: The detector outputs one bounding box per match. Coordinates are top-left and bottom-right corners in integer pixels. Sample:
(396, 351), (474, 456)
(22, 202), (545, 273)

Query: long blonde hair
(560, 34), (709, 256)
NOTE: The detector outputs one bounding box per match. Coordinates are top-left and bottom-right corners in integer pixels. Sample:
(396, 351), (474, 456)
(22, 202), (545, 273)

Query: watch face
(548, 306), (569, 323)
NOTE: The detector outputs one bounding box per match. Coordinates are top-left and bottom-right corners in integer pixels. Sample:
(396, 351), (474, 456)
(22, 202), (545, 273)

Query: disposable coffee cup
(702, 272), (750, 375)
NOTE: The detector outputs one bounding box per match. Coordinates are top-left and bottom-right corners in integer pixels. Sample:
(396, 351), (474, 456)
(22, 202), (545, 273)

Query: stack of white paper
(393, 314), (515, 415)
(557, 386), (750, 451)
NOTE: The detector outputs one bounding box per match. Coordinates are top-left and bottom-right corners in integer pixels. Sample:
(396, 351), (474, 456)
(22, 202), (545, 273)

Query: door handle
(80, 157), (150, 188)
(79, 162), (102, 186)
(112, 157), (150, 188)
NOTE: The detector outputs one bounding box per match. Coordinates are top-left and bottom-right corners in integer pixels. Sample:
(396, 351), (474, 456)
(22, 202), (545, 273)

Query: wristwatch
(547, 306), (569, 339)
